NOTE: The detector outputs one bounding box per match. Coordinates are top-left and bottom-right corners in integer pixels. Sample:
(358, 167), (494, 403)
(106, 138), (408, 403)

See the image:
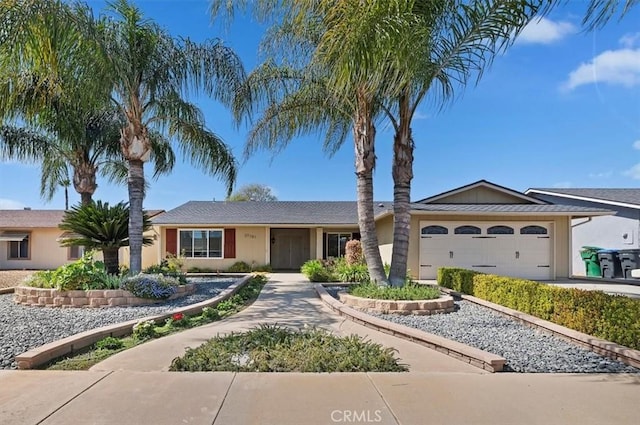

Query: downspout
(571, 217), (592, 228)
(570, 217), (592, 278)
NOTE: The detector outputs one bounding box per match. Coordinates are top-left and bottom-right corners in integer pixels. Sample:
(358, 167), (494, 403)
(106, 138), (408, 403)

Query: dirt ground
(0, 270), (35, 289)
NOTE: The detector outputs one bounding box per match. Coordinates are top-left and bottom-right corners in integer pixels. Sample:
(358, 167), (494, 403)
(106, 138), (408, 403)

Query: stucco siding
(0, 228), (72, 270)
(160, 226), (268, 271)
(531, 194), (638, 276)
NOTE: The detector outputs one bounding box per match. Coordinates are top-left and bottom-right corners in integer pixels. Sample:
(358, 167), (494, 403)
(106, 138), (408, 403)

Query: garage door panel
(419, 221), (553, 280)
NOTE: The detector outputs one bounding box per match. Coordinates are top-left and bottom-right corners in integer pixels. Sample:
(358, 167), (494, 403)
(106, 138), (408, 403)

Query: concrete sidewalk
(1, 370), (639, 424)
(1, 273), (639, 424)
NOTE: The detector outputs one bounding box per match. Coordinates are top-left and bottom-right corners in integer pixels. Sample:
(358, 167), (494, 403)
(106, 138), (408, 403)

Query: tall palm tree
(87, 0), (244, 274)
(213, 0), (544, 286)
(212, 1), (394, 284)
(59, 201), (152, 274)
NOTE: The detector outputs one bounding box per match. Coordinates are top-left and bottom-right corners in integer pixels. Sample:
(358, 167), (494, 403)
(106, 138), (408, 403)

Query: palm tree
(214, 0), (543, 286)
(212, 1), (392, 284)
(84, 0), (244, 274)
(59, 201), (152, 274)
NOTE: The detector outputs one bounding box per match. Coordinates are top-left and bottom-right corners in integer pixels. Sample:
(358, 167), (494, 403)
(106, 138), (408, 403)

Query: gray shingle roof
(408, 203), (611, 214)
(0, 210), (66, 228)
(153, 200), (611, 225)
(0, 209), (164, 228)
(153, 201), (393, 225)
(528, 188), (640, 207)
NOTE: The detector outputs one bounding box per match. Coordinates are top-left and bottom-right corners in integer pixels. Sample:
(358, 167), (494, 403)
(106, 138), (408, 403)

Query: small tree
(227, 184), (277, 201)
(58, 201), (152, 274)
(345, 239), (363, 266)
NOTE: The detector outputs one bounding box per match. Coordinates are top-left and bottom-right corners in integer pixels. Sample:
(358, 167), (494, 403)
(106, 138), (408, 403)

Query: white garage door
(419, 221), (553, 280)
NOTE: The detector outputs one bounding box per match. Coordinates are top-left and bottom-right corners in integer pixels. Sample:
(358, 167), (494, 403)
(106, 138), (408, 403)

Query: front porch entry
(270, 228), (310, 270)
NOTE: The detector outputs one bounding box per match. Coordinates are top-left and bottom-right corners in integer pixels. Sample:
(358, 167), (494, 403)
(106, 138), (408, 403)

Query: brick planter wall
(12, 284), (196, 308)
(338, 292), (455, 315)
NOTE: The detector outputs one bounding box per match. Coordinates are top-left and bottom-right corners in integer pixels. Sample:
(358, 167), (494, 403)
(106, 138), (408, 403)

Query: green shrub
(349, 281), (440, 300)
(437, 267), (481, 294)
(95, 336), (124, 350)
(169, 324), (408, 372)
(334, 257), (369, 283)
(132, 320), (158, 340)
(201, 306), (220, 320)
(144, 255), (187, 284)
(23, 253), (116, 291)
(252, 264), (272, 272)
(227, 261), (251, 273)
(300, 259), (335, 282)
(24, 271), (55, 288)
(471, 273), (640, 350)
(120, 274), (179, 299)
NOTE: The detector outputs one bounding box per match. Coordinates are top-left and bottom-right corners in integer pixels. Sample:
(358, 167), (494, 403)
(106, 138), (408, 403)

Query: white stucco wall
(571, 215), (639, 276)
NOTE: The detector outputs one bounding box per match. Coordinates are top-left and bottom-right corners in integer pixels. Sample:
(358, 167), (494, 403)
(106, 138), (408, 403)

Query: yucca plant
(58, 201), (152, 274)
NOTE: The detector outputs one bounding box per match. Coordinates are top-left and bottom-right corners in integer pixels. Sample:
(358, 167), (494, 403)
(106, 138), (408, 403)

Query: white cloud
(0, 198), (26, 209)
(413, 111), (430, 120)
(620, 32), (640, 48)
(517, 18), (576, 45)
(633, 140), (640, 150)
(624, 164), (640, 179)
(562, 48), (640, 91)
(552, 181), (573, 188)
(588, 171), (613, 179)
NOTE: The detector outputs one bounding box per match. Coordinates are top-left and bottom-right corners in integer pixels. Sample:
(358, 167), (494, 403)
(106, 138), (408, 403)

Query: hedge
(436, 267), (481, 295)
(436, 267), (640, 350)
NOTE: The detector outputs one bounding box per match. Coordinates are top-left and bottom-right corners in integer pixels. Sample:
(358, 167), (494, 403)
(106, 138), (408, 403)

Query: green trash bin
(580, 246), (603, 277)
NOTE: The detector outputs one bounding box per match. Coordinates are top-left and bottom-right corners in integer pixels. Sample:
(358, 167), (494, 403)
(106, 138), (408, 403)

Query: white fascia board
(526, 189), (640, 210)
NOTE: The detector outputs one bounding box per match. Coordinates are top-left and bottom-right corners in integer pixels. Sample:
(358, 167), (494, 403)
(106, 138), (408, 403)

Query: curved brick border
(315, 284), (505, 372)
(439, 287), (640, 370)
(338, 292), (455, 315)
(15, 274), (253, 369)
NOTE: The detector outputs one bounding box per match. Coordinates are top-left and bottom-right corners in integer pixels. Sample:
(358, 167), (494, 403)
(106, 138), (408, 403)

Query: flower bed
(13, 284), (196, 308)
(338, 291), (455, 315)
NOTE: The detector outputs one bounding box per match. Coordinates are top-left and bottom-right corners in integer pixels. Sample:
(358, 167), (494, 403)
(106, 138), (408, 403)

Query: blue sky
(1, 0), (639, 211)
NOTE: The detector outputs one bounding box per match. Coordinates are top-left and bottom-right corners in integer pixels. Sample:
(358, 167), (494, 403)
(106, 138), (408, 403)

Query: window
(68, 245), (85, 260)
(520, 225), (547, 235)
(421, 225), (448, 235)
(326, 233), (351, 258)
(179, 229), (223, 258)
(8, 235), (29, 260)
(487, 225), (514, 235)
(454, 225), (481, 235)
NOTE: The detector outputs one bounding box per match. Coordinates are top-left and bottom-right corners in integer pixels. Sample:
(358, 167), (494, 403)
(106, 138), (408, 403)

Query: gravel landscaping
(327, 288), (640, 373)
(0, 277), (236, 370)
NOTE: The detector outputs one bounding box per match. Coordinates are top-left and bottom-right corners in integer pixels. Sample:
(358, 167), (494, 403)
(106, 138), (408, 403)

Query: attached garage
(419, 221), (553, 280)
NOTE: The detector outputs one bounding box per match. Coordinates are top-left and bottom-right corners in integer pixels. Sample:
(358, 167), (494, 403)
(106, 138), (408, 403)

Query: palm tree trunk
(64, 186), (69, 210)
(128, 159), (145, 274)
(80, 192), (92, 205)
(354, 91), (387, 285)
(73, 163), (97, 205)
(102, 247), (120, 275)
(389, 92), (414, 287)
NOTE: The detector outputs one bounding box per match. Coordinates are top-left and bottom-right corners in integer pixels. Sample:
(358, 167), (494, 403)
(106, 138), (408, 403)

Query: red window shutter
(166, 228), (177, 256)
(224, 228), (236, 258)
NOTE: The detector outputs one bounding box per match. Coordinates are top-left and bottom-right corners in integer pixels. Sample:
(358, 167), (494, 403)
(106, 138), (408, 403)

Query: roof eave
(408, 209), (613, 217)
(526, 189), (640, 210)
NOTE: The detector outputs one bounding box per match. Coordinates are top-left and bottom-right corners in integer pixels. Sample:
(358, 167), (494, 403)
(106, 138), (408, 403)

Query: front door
(270, 228), (310, 270)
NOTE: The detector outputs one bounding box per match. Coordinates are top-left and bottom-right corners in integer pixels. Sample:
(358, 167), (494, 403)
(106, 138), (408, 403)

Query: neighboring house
(0, 209), (163, 270)
(526, 188), (640, 277)
(153, 180), (611, 280)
